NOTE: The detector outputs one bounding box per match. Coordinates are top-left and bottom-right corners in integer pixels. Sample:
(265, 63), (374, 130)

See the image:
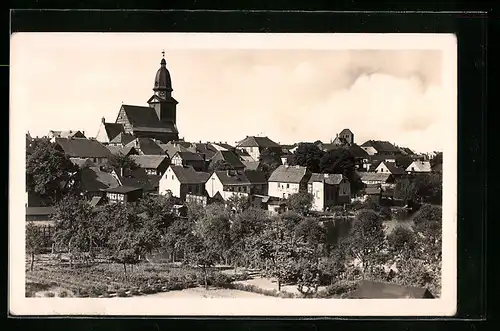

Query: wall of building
(309, 181), (325, 212)
(159, 167), (182, 198)
(206, 173), (224, 198)
(268, 181), (300, 199)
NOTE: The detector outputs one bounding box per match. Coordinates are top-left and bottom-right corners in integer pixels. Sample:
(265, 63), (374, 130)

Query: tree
(320, 148), (364, 194)
(395, 155), (413, 169)
(195, 204), (232, 265)
(226, 194), (251, 213)
(286, 192), (313, 215)
(26, 222), (45, 271)
(208, 159), (233, 171)
(259, 147), (283, 178)
(394, 178), (417, 203)
(414, 173), (442, 204)
(430, 152), (443, 168)
(340, 209), (388, 279)
(387, 225), (417, 252)
(184, 232), (218, 290)
(52, 195), (96, 268)
(105, 153), (139, 174)
(26, 138), (80, 206)
(290, 143), (324, 173)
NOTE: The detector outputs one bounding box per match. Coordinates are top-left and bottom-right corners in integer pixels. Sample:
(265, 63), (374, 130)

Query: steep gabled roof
(120, 104), (178, 134)
(107, 145), (138, 156)
(348, 144), (369, 158)
(237, 136), (280, 148)
(242, 161), (261, 171)
(130, 155), (169, 169)
(55, 138), (111, 158)
(173, 151), (204, 161)
(406, 161), (432, 172)
(109, 132), (135, 145)
(169, 165), (209, 184)
(195, 143), (218, 159)
(125, 138), (165, 155)
(215, 170), (250, 186)
(268, 165), (311, 183)
(80, 166), (120, 192)
(244, 170), (267, 184)
(378, 162), (406, 175)
(359, 172), (392, 182)
(308, 173), (344, 185)
(210, 150), (245, 169)
(104, 123), (125, 141)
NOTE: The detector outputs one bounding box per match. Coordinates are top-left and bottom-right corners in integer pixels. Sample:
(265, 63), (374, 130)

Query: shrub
(88, 285), (107, 297)
(129, 287), (140, 295)
(44, 291), (55, 298)
(58, 290), (69, 298)
(379, 207), (392, 221)
(116, 289), (128, 297)
(316, 281), (358, 298)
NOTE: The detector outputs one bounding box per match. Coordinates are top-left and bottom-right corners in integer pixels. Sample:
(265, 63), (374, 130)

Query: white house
(307, 173), (351, 212)
(359, 172), (395, 188)
(268, 165), (311, 199)
(205, 169), (267, 201)
(374, 161), (406, 177)
(236, 136), (282, 162)
(159, 165), (210, 201)
(406, 161), (432, 174)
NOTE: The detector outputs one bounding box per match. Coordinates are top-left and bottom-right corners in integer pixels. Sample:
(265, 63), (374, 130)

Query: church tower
(147, 51), (179, 127)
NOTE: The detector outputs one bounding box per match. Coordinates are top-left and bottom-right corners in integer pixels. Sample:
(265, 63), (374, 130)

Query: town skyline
(12, 33), (451, 153)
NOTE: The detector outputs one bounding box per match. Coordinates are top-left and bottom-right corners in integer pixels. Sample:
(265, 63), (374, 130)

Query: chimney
(101, 117), (105, 124)
(120, 167), (124, 177)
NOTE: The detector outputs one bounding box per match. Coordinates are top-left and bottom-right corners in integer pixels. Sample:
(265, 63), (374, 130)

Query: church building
(96, 52), (180, 144)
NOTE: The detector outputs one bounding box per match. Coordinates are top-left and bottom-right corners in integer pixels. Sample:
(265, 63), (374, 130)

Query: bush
(58, 290), (69, 298)
(44, 291), (55, 297)
(116, 289), (128, 297)
(315, 281), (358, 298)
(129, 287), (140, 295)
(379, 207), (392, 221)
(88, 285), (107, 297)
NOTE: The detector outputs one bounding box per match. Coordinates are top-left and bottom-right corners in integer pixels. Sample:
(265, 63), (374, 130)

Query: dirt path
(140, 287), (280, 299)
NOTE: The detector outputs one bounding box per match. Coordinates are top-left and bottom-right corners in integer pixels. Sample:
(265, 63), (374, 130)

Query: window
(411, 167), (415, 171)
(172, 175), (174, 180)
(286, 183), (290, 189)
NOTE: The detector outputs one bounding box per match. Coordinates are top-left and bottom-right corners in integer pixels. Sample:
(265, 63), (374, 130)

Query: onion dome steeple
(153, 50), (173, 98)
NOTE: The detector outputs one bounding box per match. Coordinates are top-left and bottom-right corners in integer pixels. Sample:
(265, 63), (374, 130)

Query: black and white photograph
(9, 33), (457, 316)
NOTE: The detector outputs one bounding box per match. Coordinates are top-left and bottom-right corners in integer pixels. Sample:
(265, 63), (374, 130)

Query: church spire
(160, 49), (166, 66)
(154, 50), (172, 97)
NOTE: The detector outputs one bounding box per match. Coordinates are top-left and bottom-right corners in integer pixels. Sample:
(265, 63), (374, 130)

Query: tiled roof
(26, 206), (56, 216)
(118, 168), (156, 191)
(120, 104), (179, 134)
(268, 165), (310, 183)
(359, 172), (392, 182)
(308, 173), (343, 185)
(80, 166), (120, 192)
(361, 140), (400, 153)
(348, 144), (369, 158)
(365, 186), (382, 195)
(406, 161), (432, 172)
(244, 170), (267, 184)
(242, 161), (261, 171)
(174, 151), (204, 161)
(195, 143), (218, 159)
(107, 145), (138, 156)
(103, 185), (142, 193)
(50, 130), (86, 139)
(215, 170), (250, 185)
(237, 136), (280, 148)
(70, 157), (95, 168)
(104, 123), (125, 141)
(210, 150), (245, 169)
(89, 196), (103, 207)
(348, 280), (434, 299)
(170, 165), (209, 184)
(56, 138), (111, 158)
(125, 138), (165, 155)
(130, 155), (169, 169)
(378, 162), (406, 175)
(109, 132), (135, 145)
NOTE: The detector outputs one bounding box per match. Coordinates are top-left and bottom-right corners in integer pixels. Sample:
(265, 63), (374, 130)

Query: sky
(10, 33), (454, 153)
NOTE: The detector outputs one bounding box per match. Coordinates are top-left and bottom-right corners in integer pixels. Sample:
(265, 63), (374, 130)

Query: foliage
(105, 153), (139, 174)
(208, 159), (233, 171)
(430, 152), (443, 168)
(226, 194), (251, 213)
(259, 147), (283, 178)
(413, 173), (442, 205)
(26, 138), (80, 205)
(315, 280), (358, 298)
(26, 222), (45, 271)
(319, 148), (364, 193)
(387, 225), (417, 252)
(394, 178), (417, 203)
(286, 192), (313, 215)
(294, 218), (326, 248)
(290, 143), (324, 173)
(395, 155), (414, 169)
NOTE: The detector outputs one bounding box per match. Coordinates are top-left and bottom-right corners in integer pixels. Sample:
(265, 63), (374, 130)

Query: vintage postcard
(9, 32), (457, 316)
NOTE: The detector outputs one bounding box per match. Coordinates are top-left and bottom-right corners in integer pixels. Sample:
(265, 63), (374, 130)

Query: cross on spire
(162, 49), (165, 58)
